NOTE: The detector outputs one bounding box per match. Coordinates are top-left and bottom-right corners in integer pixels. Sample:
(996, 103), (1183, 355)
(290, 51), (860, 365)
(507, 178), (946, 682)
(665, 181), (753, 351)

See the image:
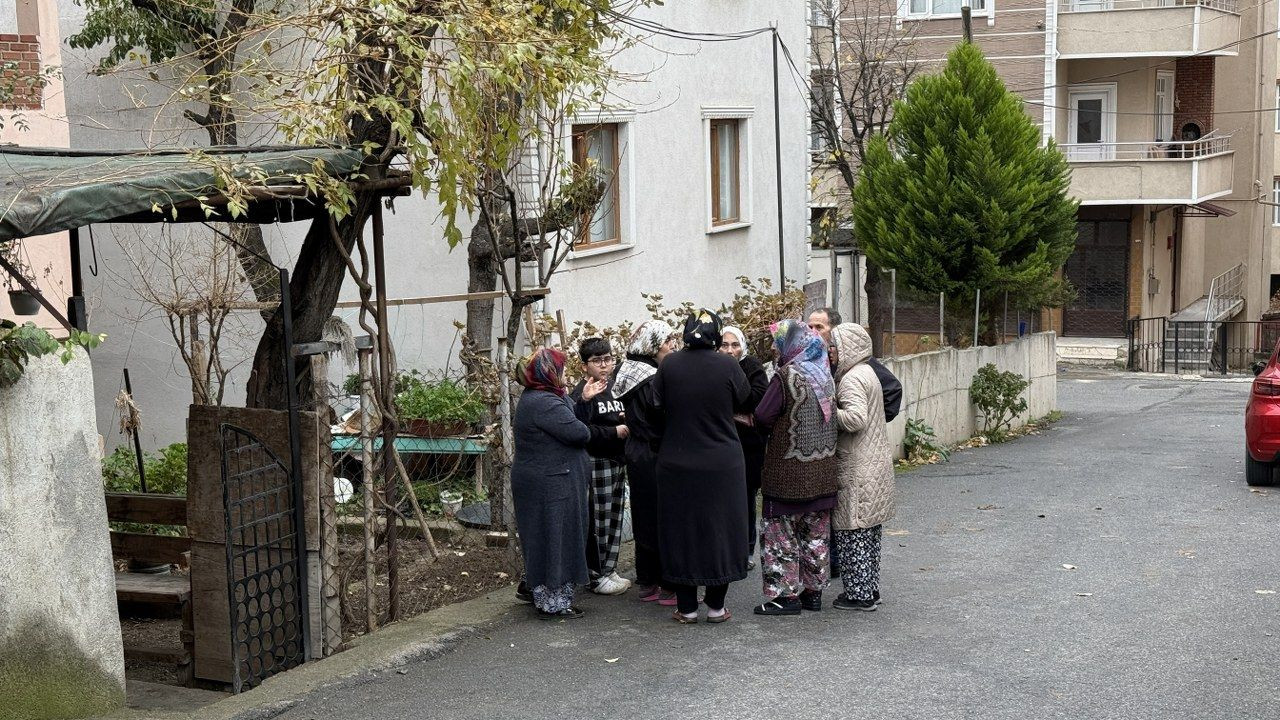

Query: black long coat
(653, 348), (751, 586)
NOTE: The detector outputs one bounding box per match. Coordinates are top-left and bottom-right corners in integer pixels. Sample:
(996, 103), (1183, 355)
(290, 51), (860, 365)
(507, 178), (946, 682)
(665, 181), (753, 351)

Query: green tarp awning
(0, 145), (365, 242)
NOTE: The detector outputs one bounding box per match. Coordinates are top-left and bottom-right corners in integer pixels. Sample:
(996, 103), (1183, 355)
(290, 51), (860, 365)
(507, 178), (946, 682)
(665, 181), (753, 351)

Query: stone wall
(884, 332), (1058, 457)
(0, 350), (125, 719)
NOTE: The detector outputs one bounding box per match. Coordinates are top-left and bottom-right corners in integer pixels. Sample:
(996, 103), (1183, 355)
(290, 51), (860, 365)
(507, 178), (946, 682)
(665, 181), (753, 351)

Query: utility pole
(961, 3), (973, 43)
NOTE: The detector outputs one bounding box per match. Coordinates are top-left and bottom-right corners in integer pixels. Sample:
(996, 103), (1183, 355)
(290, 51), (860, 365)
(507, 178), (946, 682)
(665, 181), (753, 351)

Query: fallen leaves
(885, 529), (910, 536)
(1250, 488), (1269, 495)
(605, 658), (619, 663)
(977, 504), (1002, 511)
(1177, 549), (1196, 559)
(1061, 564), (1077, 571)
(1075, 592), (1093, 597)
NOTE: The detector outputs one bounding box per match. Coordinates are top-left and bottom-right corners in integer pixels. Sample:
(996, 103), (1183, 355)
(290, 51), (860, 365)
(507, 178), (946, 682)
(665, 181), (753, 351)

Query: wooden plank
(111, 532), (191, 565)
(105, 492), (187, 525)
(124, 645), (191, 664)
(114, 572), (191, 604)
(334, 286), (550, 309)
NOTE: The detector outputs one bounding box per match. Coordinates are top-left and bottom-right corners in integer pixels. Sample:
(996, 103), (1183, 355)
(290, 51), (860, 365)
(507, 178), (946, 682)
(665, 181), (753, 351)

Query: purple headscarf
(770, 319), (835, 422)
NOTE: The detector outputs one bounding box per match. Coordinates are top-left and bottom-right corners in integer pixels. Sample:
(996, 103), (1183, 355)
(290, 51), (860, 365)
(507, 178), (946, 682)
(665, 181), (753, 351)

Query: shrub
(102, 442), (189, 495)
(904, 418), (949, 464)
(970, 363), (1030, 440)
(342, 368), (429, 397)
(395, 378), (485, 423)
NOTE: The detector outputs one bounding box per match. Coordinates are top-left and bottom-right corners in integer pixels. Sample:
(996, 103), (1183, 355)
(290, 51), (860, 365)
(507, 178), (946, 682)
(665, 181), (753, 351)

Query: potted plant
(395, 377), (484, 438)
(1, 241), (39, 315)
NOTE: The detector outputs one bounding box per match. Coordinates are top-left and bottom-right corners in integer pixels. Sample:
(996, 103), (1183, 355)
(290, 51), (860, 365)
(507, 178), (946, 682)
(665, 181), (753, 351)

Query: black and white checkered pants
(587, 457), (627, 579)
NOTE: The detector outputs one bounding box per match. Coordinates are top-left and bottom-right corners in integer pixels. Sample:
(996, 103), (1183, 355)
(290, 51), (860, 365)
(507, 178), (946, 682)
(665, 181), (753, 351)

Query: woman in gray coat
(511, 347), (606, 619)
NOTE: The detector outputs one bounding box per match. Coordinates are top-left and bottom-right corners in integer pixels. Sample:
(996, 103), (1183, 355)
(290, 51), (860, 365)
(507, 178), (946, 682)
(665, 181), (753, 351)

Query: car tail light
(1254, 376), (1280, 397)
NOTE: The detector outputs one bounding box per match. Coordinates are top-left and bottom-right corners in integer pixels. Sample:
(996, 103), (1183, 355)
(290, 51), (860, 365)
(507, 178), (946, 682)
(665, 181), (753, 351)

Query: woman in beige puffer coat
(830, 323), (896, 611)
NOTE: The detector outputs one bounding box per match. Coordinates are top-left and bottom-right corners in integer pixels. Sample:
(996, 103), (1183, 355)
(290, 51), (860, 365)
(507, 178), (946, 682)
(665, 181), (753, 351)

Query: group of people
(509, 306), (902, 623)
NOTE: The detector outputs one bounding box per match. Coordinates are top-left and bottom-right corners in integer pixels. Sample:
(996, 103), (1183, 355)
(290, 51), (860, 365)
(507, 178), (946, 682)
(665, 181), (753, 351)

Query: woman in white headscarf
(720, 326), (770, 569)
(613, 321), (678, 604)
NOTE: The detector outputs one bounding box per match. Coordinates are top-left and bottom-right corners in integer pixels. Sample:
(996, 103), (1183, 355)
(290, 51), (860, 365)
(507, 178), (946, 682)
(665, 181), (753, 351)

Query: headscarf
(614, 320), (675, 398)
(522, 347), (567, 397)
(770, 319), (835, 422)
(721, 325), (749, 358)
(682, 308), (722, 350)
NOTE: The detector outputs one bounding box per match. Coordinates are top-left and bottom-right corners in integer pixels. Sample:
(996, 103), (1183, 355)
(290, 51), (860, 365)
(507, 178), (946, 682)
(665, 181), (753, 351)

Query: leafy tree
(852, 43), (1077, 344)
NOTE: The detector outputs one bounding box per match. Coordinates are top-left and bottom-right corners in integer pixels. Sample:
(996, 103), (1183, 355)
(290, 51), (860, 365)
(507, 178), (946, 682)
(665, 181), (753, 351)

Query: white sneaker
(592, 572), (631, 595)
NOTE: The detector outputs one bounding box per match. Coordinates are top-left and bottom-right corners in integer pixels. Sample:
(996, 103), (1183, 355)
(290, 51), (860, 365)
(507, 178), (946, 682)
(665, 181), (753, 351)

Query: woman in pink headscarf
(511, 348), (605, 619)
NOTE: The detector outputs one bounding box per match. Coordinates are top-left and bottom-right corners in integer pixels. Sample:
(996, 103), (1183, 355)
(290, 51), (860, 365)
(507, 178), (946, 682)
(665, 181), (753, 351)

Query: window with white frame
(906, 0), (987, 19)
(571, 123), (624, 248)
(1274, 82), (1279, 133)
(709, 118), (746, 227)
(1273, 178), (1280, 226)
(810, 0), (834, 26)
(811, 71), (837, 154)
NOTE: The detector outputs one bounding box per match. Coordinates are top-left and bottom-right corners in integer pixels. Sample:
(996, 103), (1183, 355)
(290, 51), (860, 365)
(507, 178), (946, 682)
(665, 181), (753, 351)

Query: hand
(582, 377), (607, 402)
(615, 424), (630, 439)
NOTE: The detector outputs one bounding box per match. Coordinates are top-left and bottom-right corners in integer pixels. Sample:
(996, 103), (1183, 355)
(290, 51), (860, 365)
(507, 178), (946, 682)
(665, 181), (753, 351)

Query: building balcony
(1062, 132), (1234, 205)
(1056, 0), (1240, 59)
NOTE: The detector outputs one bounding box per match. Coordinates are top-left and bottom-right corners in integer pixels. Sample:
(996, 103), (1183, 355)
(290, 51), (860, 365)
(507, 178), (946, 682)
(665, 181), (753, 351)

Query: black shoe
(874, 590), (882, 605)
(799, 590), (823, 612)
(832, 593), (876, 612)
(753, 597), (802, 616)
(515, 581), (533, 604)
(537, 606), (585, 620)
(746, 558), (757, 571)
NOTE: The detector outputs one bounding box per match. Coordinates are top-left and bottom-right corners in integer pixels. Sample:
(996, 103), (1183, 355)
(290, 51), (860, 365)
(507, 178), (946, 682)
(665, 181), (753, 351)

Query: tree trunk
(865, 258), (887, 357)
(244, 193), (378, 409)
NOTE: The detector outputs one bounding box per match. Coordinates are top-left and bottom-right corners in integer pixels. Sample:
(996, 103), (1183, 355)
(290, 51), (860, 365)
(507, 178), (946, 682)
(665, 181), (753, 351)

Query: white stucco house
(54, 1), (810, 449)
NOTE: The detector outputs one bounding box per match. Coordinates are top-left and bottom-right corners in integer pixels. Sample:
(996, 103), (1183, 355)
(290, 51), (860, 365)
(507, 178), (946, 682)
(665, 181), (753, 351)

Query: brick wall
(0, 33), (42, 110)
(1174, 57), (1214, 139)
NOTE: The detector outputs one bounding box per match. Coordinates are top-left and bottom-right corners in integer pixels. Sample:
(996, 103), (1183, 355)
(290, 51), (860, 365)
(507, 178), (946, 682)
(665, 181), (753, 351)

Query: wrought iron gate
(1063, 216), (1130, 338)
(219, 423), (310, 693)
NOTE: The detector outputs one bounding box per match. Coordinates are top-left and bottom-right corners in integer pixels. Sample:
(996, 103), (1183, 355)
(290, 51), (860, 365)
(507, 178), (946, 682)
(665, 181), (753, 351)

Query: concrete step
(1058, 337), (1125, 366)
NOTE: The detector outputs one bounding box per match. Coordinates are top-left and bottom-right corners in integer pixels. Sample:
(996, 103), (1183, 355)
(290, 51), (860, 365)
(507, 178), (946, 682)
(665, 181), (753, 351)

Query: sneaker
(753, 597), (802, 616)
(874, 590), (882, 605)
(638, 585), (661, 602)
(592, 573), (631, 596)
(832, 593), (876, 612)
(657, 590), (678, 607)
(537, 606), (585, 620)
(799, 589), (823, 612)
(515, 581), (533, 604)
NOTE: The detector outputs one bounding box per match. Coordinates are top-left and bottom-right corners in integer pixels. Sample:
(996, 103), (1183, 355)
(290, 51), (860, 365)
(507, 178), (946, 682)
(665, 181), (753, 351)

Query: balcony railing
(1061, 132), (1231, 162)
(1058, 0), (1237, 12)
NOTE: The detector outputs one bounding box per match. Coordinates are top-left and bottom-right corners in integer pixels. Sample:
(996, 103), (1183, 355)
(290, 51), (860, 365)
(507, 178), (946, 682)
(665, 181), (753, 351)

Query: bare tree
(809, 0), (921, 355)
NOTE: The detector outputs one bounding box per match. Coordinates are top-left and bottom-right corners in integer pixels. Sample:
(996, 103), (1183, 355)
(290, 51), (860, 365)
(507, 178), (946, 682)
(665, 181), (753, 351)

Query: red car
(1246, 347), (1280, 485)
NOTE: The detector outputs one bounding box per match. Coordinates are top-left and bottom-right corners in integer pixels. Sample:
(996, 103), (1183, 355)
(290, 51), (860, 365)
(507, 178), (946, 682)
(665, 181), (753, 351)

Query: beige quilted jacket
(831, 324), (896, 531)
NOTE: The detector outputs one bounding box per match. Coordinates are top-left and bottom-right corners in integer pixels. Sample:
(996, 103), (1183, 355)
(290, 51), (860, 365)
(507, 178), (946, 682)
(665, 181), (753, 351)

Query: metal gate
(1063, 215), (1130, 338)
(219, 423), (310, 693)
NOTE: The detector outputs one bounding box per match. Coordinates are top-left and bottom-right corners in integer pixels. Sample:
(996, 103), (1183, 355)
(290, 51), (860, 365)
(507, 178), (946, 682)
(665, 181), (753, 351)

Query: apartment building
(1, 0), (72, 332)
(814, 0), (1276, 341)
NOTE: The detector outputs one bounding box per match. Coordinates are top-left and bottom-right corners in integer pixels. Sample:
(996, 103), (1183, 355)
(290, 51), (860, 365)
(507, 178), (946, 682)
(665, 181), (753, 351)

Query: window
(571, 123), (622, 248)
(810, 0), (834, 26)
(1275, 82), (1279, 133)
(1273, 178), (1280, 226)
(1154, 71), (1174, 142)
(906, 0), (987, 19)
(811, 71), (837, 154)
(710, 119), (742, 226)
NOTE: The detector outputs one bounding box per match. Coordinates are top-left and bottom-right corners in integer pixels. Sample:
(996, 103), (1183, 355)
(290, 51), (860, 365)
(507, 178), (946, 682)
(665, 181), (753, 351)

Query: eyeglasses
(587, 356), (616, 366)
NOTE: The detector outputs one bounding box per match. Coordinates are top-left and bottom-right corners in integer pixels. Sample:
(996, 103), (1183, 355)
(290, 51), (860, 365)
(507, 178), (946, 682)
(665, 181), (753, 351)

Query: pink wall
(1, 0), (72, 335)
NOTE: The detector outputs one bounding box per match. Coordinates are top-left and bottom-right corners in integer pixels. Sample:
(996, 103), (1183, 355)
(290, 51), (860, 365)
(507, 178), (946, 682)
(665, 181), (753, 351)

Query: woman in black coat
(654, 310), (751, 624)
(719, 325), (769, 568)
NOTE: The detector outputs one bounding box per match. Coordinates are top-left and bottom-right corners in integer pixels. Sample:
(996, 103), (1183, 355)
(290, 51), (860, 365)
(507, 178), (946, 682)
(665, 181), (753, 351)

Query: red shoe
(638, 586), (661, 603)
(657, 590), (677, 606)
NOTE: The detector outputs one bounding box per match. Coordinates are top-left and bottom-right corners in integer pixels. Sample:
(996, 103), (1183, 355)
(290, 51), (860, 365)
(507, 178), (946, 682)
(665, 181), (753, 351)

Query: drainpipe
(1250, 1), (1268, 320)
(1042, 0), (1057, 146)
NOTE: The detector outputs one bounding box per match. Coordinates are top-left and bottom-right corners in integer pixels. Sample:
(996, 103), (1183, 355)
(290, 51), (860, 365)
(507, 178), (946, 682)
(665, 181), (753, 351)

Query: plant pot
(439, 490), (464, 518)
(7, 290), (39, 316)
(405, 418), (469, 438)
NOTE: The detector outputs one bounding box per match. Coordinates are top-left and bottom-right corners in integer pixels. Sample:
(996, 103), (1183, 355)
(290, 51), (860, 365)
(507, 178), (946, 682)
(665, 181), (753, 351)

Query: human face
(719, 335), (744, 359)
(655, 336), (677, 364)
(584, 354), (615, 382)
(808, 311), (833, 344)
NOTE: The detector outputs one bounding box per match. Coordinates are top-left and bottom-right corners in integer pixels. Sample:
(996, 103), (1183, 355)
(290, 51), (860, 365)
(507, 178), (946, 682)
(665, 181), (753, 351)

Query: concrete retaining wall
(884, 332), (1058, 457)
(0, 350), (125, 719)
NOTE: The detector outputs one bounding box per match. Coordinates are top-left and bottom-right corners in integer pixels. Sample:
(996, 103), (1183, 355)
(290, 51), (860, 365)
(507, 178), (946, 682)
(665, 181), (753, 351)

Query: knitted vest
(760, 367), (839, 502)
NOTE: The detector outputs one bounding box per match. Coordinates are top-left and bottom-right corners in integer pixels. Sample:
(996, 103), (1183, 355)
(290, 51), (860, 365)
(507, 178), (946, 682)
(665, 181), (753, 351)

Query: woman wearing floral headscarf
(655, 309), (752, 624)
(613, 321), (678, 604)
(749, 319), (839, 616)
(511, 347), (606, 619)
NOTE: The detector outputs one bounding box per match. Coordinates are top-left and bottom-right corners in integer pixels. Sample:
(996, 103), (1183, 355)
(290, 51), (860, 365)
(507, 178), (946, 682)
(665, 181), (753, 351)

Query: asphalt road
(275, 372), (1280, 720)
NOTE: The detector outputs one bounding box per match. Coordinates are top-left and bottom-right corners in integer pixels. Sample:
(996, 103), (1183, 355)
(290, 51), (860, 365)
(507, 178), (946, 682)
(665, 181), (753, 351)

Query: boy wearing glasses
(570, 337), (632, 595)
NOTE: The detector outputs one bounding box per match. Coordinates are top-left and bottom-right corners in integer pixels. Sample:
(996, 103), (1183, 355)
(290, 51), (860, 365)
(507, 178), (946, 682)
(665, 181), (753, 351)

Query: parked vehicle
(1245, 343), (1280, 486)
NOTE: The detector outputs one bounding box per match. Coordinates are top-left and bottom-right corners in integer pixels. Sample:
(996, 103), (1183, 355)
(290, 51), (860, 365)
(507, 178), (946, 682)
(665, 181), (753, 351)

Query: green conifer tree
(852, 42), (1078, 343)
